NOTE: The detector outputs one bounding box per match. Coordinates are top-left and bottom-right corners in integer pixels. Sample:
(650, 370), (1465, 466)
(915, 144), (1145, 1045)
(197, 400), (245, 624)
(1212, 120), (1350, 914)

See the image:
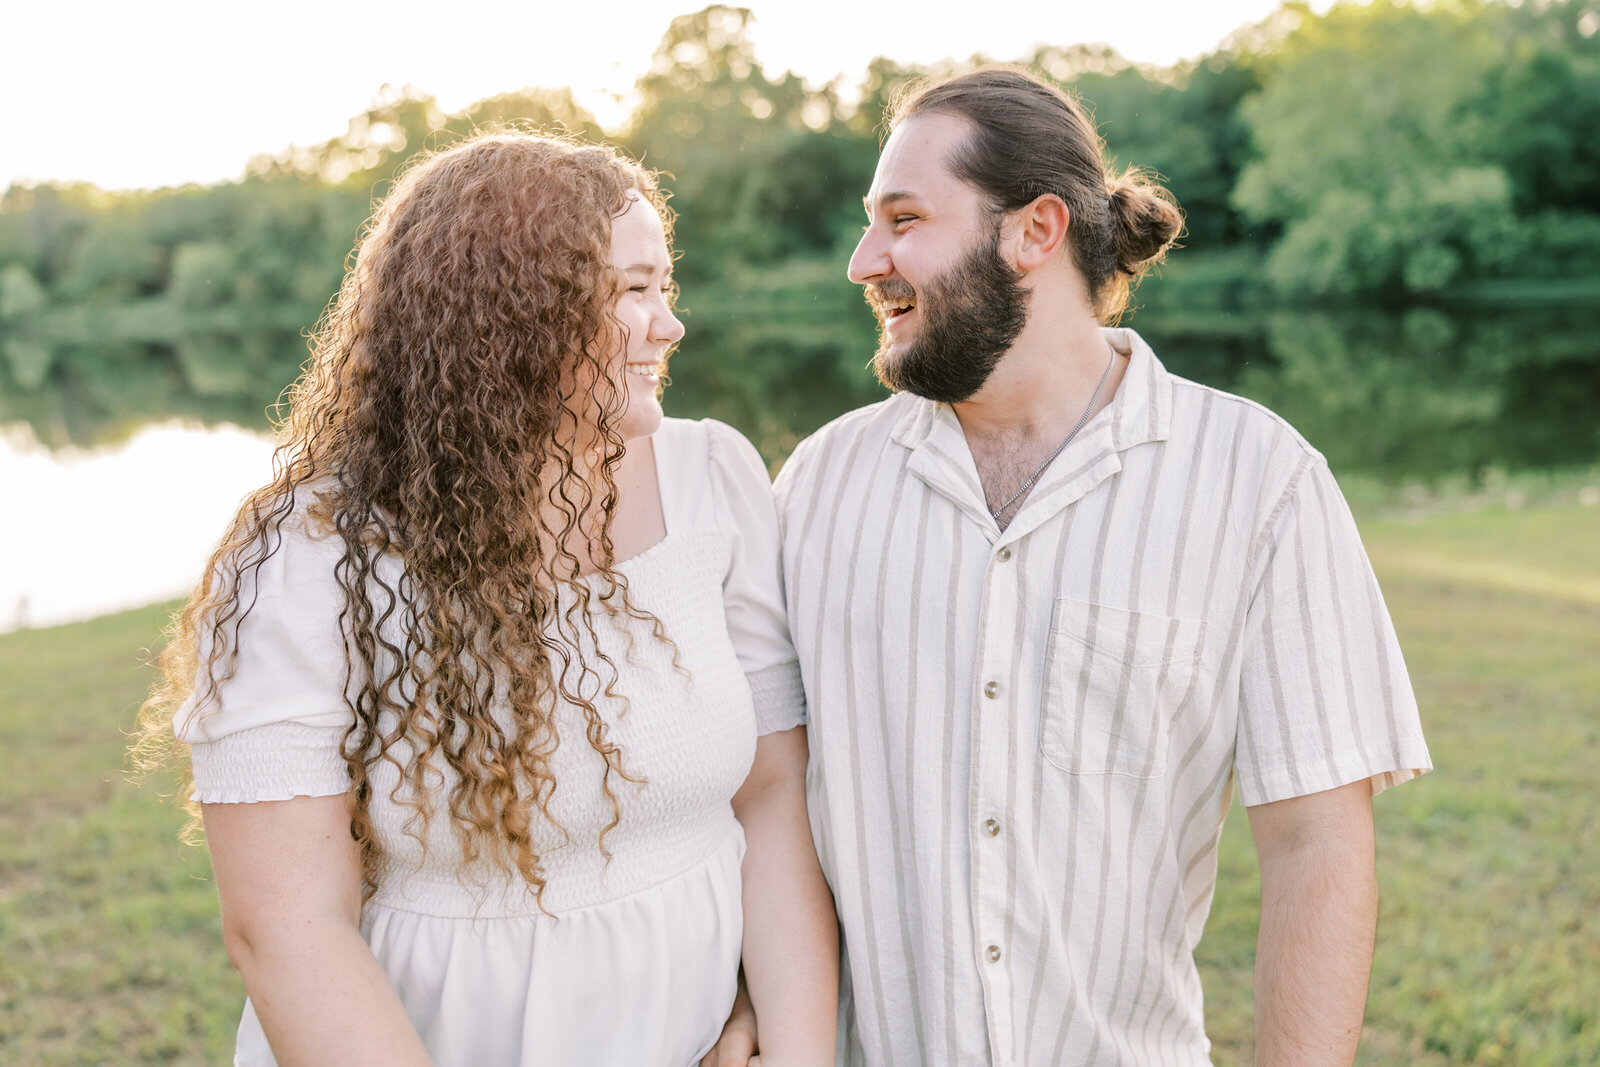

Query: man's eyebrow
(863, 191), (920, 212)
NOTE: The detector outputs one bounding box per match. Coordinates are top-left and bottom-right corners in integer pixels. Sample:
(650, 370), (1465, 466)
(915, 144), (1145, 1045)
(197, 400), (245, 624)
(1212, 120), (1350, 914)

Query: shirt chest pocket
(1039, 599), (1204, 778)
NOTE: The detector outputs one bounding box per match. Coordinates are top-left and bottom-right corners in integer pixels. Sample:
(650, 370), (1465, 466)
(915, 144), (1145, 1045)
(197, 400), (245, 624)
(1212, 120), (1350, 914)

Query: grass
(2, 499), (1597, 1064)
(1195, 498), (1600, 1066)
(0, 604), (241, 1064)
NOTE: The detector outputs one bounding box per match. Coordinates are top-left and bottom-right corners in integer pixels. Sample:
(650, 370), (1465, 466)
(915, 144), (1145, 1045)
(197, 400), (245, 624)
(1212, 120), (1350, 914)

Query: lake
(3, 297), (1597, 631)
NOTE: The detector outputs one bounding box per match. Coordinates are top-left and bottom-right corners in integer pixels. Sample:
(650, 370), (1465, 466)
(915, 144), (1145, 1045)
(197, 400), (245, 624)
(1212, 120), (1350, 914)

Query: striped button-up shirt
(773, 328), (1431, 1066)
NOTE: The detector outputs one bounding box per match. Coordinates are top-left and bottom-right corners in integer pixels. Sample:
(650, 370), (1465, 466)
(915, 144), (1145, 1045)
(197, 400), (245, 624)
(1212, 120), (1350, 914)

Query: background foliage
(2, 0), (1597, 453)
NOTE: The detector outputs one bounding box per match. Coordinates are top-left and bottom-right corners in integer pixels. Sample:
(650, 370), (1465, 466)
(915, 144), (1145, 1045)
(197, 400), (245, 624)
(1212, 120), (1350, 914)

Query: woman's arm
(203, 795), (431, 1066)
(731, 725), (838, 1066)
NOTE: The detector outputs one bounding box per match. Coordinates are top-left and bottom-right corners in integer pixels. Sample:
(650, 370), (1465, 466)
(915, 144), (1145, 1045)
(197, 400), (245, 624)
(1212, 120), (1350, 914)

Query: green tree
(59, 210), (165, 300)
(0, 262), (47, 319)
(1468, 0), (1600, 216)
(1066, 55), (1259, 249)
(0, 183), (104, 288)
(170, 242), (237, 309)
(453, 87), (602, 140)
(622, 6), (872, 280)
(1232, 1), (1523, 294)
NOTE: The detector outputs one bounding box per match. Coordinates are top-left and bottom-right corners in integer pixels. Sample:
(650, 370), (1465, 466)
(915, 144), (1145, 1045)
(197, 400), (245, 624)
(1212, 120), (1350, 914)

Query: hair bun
(1106, 172), (1183, 274)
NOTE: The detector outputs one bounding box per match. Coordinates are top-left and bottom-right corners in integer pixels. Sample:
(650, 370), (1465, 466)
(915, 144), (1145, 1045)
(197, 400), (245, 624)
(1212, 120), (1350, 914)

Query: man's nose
(848, 227), (890, 285)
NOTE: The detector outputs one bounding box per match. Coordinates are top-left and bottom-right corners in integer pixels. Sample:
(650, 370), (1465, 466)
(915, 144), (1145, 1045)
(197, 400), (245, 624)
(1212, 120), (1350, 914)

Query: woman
(135, 132), (836, 1065)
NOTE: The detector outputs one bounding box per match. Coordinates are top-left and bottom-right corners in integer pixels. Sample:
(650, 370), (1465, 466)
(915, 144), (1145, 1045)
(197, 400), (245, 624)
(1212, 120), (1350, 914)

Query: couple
(145, 67), (1430, 1066)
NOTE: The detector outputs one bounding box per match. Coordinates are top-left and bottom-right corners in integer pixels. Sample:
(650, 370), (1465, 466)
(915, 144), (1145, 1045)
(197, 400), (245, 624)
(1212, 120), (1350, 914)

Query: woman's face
(607, 192), (684, 442)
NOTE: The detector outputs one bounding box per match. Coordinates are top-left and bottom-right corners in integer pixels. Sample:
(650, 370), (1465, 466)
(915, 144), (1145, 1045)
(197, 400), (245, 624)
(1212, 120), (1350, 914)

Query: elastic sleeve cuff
(189, 722), (351, 803)
(748, 661), (807, 735)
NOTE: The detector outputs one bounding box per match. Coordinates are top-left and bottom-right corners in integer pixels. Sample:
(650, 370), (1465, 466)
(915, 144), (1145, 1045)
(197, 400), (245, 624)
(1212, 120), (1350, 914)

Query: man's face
(849, 112), (1029, 404)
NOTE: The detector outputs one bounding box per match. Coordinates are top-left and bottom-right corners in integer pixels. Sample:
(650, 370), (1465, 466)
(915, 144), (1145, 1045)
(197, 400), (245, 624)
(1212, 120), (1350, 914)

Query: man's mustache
(866, 280), (916, 317)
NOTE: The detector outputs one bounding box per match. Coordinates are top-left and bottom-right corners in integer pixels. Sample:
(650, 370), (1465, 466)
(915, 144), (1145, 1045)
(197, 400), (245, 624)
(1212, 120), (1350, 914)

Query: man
(772, 67), (1431, 1066)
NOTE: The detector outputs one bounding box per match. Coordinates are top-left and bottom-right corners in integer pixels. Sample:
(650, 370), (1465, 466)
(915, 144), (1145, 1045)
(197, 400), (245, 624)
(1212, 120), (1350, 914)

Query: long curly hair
(132, 132), (678, 904)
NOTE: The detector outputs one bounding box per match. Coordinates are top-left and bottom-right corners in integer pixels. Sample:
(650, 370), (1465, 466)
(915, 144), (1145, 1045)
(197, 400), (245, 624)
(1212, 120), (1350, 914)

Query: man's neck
(951, 316), (1125, 448)
(949, 310), (1129, 529)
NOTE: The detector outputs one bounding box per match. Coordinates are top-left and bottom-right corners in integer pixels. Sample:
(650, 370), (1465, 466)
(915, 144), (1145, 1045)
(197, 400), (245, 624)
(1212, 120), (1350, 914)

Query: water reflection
(3, 306), (1596, 482)
(0, 331), (306, 451)
(1, 303), (1596, 627)
(0, 421), (276, 632)
(1136, 305), (1600, 481)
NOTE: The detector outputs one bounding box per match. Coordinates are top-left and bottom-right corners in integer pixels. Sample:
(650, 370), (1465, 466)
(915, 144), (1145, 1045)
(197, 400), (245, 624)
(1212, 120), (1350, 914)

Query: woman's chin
(618, 392), (665, 442)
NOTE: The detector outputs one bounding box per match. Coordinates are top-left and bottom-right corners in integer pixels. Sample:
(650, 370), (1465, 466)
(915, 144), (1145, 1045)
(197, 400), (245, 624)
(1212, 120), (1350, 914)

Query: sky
(3, 0), (1331, 193)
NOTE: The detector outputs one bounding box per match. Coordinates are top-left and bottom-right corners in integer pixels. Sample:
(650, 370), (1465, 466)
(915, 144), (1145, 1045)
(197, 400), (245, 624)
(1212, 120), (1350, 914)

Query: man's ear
(1011, 194), (1070, 272)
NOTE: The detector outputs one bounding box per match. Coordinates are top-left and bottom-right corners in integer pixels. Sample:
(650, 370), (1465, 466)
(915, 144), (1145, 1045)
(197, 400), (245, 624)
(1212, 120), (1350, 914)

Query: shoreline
(5, 466), (1598, 638)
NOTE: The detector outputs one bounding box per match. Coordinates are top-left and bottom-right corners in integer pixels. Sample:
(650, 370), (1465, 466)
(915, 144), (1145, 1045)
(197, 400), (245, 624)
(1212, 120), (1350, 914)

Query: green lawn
(0, 604), (241, 1064)
(1197, 501), (1600, 1066)
(1, 501), (1596, 1064)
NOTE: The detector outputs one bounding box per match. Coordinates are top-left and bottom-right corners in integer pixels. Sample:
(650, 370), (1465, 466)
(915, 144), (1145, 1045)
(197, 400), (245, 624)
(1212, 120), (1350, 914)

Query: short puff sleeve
(174, 519), (356, 803)
(704, 420), (807, 735)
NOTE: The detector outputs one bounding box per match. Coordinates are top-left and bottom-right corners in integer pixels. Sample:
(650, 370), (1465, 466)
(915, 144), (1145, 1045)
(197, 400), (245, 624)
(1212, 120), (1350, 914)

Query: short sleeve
(1235, 460), (1432, 807)
(704, 420), (808, 735)
(175, 519), (356, 803)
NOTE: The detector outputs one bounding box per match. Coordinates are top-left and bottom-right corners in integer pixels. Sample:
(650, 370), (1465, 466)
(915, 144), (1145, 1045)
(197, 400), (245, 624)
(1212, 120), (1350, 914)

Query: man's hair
(889, 66), (1183, 323)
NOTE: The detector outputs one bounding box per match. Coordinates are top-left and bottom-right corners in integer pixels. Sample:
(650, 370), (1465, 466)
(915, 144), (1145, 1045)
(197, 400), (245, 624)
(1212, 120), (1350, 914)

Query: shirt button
(986, 944), (1002, 963)
(983, 680), (1001, 699)
(996, 546), (1012, 562)
(982, 818), (1001, 837)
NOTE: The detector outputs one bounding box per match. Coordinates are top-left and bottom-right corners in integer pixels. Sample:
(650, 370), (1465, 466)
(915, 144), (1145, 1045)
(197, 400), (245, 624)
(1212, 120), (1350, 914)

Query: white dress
(177, 418), (807, 1067)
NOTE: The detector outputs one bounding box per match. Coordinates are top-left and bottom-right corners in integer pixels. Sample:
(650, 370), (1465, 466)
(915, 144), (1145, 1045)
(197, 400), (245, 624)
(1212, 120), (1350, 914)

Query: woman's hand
(203, 794), (431, 1066)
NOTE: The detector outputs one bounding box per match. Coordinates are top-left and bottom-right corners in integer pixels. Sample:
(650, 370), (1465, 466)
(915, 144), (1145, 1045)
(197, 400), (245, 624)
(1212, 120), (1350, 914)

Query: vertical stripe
(940, 504), (966, 1060)
(1022, 508), (1076, 1063)
(1258, 564), (1307, 796)
(1098, 444), (1174, 1062)
(1050, 470), (1127, 1064)
(1120, 395), (1211, 1052)
(868, 457), (931, 1064)
(1080, 441), (1167, 1064)
(1133, 403), (1245, 1050)
(1291, 500), (1340, 765)
(1308, 470), (1375, 771)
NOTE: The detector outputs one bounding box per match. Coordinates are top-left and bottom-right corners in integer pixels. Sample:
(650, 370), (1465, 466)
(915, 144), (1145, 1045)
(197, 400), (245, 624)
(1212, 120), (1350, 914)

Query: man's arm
(1246, 779), (1377, 1067)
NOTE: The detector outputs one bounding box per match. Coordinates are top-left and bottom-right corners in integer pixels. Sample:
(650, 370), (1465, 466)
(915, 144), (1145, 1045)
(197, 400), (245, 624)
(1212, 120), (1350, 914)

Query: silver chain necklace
(987, 351), (1115, 520)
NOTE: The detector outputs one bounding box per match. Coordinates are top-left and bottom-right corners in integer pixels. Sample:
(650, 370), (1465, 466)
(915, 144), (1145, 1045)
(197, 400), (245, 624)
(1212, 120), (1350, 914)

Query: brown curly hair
(132, 131), (679, 905)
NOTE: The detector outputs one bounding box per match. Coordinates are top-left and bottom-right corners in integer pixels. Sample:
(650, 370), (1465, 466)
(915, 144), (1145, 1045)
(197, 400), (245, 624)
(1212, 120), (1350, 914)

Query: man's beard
(870, 222), (1030, 404)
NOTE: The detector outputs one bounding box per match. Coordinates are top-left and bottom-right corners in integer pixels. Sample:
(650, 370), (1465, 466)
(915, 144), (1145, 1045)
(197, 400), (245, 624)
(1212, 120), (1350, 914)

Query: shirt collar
(887, 327), (1173, 538)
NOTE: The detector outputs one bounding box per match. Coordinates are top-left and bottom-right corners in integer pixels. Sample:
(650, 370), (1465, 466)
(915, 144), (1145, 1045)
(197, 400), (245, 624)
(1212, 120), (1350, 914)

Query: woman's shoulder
(651, 414), (755, 454)
(652, 417), (769, 490)
(648, 417), (774, 540)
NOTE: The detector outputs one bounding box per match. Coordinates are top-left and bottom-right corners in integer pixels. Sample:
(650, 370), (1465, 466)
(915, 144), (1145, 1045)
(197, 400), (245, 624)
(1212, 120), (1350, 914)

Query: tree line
(1, 0), (1597, 446)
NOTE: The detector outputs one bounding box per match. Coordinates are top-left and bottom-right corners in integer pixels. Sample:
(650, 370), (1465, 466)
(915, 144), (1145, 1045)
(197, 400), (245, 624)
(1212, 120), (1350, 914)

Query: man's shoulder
(1165, 372), (1327, 478)
(776, 392), (912, 483)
